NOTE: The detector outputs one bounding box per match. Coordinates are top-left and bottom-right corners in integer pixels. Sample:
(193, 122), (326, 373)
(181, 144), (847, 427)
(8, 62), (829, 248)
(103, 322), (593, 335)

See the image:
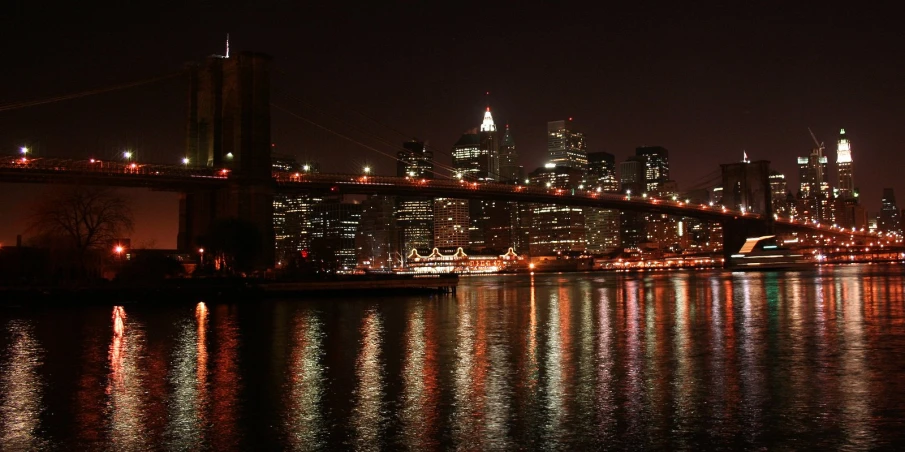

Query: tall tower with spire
(479, 107), (500, 181)
(837, 128), (855, 200)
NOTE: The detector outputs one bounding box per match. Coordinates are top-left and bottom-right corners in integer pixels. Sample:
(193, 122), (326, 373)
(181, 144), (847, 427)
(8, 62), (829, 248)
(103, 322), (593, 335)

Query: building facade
(547, 119), (588, 170)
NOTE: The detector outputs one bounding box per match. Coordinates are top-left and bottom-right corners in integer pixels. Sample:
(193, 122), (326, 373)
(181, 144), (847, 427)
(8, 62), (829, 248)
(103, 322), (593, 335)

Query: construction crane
(808, 127), (825, 157)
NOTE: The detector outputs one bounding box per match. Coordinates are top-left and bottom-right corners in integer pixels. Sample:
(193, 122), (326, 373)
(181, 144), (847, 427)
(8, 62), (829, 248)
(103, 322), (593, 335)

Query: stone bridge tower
(719, 159), (774, 265)
(179, 51), (275, 269)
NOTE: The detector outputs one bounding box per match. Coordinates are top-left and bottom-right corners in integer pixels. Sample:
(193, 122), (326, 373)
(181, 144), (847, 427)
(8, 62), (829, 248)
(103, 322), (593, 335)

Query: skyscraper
(479, 108), (500, 181)
(433, 198), (469, 249)
(797, 135), (835, 223)
(356, 195), (397, 270)
(635, 146), (670, 193)
(587, 152), (619, 192)
(586, 152), (620, 253)
(397, 139), (434, 179)
(498, 125), (520, 182)
(619, 157), (647, 249)
(547, 119), (587, 170)
(527, 165), (586, 255)
(769, 170), (791, 217)
(837, 128), (855, 200)
(272, 155), (322, 267)
(396, 140), (433, 254)
(879, 188), (901, 236)
(311, 195), (362, 272)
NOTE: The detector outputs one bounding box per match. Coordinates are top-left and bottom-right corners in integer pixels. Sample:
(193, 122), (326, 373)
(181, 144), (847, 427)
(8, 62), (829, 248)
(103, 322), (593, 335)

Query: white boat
(728, 235), (812, 270)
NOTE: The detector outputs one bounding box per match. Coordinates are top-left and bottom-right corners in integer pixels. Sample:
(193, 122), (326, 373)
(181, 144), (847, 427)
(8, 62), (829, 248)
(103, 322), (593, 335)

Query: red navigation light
(301, 249), (309, 259)
(330, 186), (337, 191)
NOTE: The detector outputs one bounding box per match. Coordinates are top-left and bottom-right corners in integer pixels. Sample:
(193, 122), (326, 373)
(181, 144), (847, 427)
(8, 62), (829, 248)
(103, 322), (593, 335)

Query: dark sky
(2, 3), (904, 248)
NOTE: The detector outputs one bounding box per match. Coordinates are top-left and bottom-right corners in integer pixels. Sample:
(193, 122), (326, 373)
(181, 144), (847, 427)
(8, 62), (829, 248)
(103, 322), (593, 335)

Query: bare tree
(27, 185), (134, 257)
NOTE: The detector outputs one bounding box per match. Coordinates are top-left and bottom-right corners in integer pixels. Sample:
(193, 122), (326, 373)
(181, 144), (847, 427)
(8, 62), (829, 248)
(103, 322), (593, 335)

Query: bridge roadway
(0, 156), (882, 242)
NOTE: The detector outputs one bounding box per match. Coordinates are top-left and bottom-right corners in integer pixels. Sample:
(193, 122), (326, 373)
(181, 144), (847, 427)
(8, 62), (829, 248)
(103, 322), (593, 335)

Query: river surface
(1, 265), (905, 450)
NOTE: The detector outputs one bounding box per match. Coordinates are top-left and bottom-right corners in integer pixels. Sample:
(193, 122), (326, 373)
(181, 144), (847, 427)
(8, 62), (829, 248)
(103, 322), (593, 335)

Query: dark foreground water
(2, 265), (905, 451)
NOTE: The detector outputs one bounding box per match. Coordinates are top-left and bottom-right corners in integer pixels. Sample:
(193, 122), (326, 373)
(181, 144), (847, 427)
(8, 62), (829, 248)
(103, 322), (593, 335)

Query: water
(2, 265), (905, 450)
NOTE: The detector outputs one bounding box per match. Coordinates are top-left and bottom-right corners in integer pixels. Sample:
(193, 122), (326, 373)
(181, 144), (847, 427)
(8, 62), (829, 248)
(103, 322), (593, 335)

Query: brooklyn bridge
(0, 51), (887, 269)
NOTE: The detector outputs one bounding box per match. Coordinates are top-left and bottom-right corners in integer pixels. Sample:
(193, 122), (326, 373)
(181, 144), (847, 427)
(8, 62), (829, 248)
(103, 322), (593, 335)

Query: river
(1, 265), (904, 450)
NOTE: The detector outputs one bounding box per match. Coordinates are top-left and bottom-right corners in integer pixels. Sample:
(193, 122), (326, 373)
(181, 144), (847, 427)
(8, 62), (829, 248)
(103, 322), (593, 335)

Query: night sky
(2, 4), (903, 248)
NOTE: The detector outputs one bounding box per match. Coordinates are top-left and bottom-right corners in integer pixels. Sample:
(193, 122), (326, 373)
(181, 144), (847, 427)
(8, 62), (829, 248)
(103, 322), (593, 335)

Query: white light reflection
(351, 310), (385, 451)
(623, 279), (644, 440)
(839, 276), (874, 448)
(671, 277), (693, 444)
(285, 309), (326, 450)
(106, 306), (149, 449)
(737, 274), (766, 443)
(543, 289), (566, 446)
(483, 291), (512, 450)
(596, 286), (616, 441)
(400, 302), (440, 450)
(164, 302), (209, 449)
(0, 320), (47, 450)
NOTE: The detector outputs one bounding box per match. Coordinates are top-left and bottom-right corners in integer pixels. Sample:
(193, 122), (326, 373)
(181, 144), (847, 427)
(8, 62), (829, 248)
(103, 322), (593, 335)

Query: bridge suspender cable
(272, 88), (463, 178)
(0, 71), (183, 113)
(271, 101), (462, 180)
(271, 102), (426, 172)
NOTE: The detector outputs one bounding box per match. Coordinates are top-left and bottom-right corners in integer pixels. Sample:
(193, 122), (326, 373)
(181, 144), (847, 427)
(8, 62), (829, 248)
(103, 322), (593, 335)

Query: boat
(728, 235), (812, 270)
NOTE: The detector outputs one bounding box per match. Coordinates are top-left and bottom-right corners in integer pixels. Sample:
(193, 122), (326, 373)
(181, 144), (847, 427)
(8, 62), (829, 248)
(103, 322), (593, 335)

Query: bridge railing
(272, 171), (759, 218)
(1, 155), (230, 179)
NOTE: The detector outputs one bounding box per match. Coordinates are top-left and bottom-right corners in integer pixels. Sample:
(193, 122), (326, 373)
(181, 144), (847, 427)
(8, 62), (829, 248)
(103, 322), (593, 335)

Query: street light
(123, 151), (132, 161)
(199, 248), (204, 266)
(363, 166), (371, 175)
(182, 157), (190, 166)
(20, 146), (28, 155)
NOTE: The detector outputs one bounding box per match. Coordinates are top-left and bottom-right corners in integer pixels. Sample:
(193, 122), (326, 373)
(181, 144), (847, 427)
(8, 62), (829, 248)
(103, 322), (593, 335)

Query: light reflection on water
(350, 309), (385, 452)
(164, 302), (209, 449)
(1, 266), (904, 449)
(0, 320), (46, 451)
(106, 306), (149, 451)
(285, 307), (326, 451)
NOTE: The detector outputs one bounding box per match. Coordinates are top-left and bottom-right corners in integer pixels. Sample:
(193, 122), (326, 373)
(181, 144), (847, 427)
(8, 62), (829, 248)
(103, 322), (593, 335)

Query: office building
(547, 119), (588, 170)
(498, 125), (520, 182)
(311, 195), (362, 272)
(636, 146), (670, 193)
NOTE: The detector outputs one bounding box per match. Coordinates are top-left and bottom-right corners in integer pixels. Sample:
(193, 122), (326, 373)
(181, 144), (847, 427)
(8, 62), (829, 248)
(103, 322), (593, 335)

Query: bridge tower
(179, 51), (275, 269)
(720, 159), (774, 265)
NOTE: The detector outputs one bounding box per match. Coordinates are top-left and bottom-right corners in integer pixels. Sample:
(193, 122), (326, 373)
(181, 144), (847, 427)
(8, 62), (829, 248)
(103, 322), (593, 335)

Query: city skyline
(2, 4), (904, 248)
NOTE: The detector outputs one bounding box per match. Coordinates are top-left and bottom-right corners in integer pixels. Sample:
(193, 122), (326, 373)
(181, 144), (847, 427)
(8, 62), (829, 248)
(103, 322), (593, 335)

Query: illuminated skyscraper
(547, 119), (587, 170)
(479, 107), (500, 181)
(586, 152), (620, 253)
(397, 139), (434, 178)
(528, 164), (586, 255)
(272, 155), (321, 266)
(879, 188), (901, 236)
(635, 146), (669, 193)
(311, 195), (362, 272)
(433, 198), (469, 248)
(837, 128), (855, 200)
(396, 140), (433, 253)
(587, 152), (619, 192)
(797, 143), (831, 223)
(619, 156), (647, 249)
